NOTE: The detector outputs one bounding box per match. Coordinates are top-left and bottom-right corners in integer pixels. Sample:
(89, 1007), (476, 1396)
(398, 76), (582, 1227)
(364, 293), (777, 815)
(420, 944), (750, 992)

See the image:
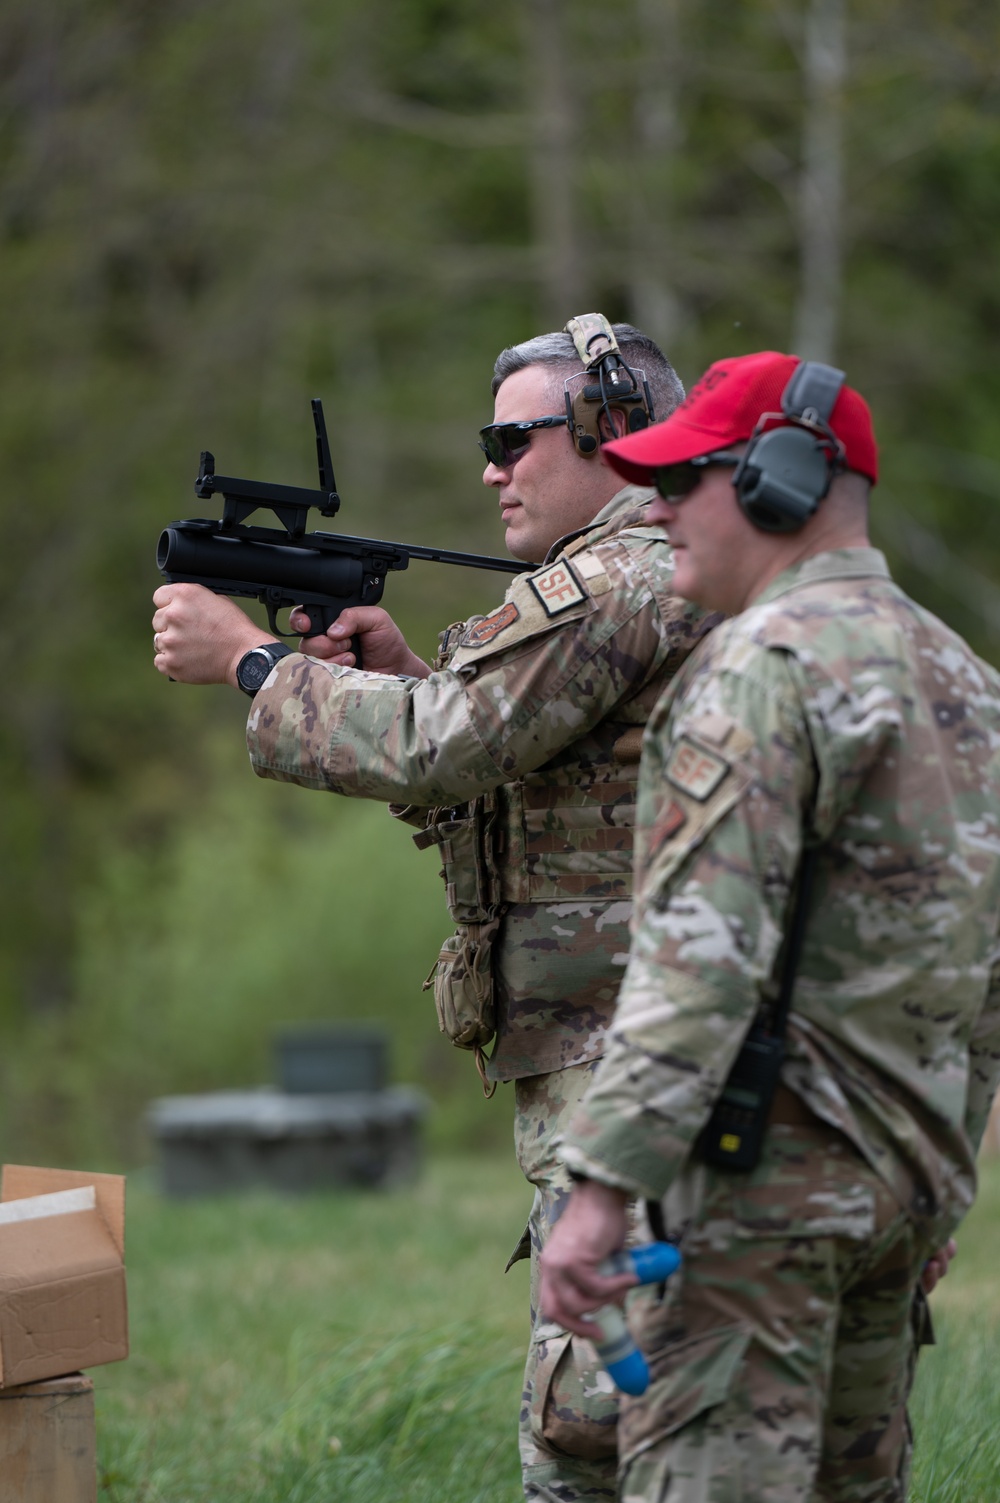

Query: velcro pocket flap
(449, 559), (596, 670)
(645, 718), (757, 891)
(618, 1324), (751, 1465)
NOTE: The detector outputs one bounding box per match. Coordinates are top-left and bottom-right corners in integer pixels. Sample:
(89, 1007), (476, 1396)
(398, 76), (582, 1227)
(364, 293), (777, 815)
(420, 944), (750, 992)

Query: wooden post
(0, 1374), (95, 1503)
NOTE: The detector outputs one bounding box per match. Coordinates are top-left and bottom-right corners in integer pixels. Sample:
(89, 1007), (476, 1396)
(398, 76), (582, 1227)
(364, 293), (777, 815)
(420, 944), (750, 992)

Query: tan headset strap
(565, 312), (620, 371)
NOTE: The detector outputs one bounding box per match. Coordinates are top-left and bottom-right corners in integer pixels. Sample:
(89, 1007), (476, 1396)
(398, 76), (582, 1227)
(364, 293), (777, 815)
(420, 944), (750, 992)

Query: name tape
(464, 601), (521, 648)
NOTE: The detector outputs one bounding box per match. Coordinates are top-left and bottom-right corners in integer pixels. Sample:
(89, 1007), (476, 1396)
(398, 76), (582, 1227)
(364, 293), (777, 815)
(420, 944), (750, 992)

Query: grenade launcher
(157, 399), (529, 663)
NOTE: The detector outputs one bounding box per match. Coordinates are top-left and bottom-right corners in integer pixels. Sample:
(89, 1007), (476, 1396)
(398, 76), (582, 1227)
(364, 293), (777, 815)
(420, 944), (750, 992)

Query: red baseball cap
(604, 350), (878, 484)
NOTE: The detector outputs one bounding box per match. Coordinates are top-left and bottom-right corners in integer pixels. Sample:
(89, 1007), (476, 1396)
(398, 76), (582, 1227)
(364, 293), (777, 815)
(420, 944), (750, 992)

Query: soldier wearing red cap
(540, 352), (1000, 1500)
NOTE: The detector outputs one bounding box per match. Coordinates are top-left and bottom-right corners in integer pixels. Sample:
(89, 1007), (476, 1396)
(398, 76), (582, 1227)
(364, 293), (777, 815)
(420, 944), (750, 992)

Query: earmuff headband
(563, 314), (655, 458)
(732, 361), (847, 533)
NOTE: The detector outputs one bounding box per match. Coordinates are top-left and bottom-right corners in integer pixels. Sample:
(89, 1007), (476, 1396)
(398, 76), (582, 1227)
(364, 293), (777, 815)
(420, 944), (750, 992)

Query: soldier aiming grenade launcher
(589, 1242), (682, 1395)
(157, 399), (530, 666)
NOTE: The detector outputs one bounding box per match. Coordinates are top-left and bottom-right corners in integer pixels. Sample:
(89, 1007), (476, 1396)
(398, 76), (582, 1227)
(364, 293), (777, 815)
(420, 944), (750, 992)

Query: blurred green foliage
(0, 0), (998, 1165)
(0, 733), (519, 1164)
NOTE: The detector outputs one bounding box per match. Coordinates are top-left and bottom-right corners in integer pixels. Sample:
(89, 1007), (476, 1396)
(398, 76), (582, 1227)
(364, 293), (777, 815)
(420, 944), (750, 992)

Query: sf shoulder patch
(528, 558), (587, 616)
(464, 601), (521, 648)
(665, 736), (730, 801)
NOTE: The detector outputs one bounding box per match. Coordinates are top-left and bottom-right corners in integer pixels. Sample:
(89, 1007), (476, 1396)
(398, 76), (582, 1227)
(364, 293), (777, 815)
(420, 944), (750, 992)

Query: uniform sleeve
(964, 940), (1000, 1155)
(245, 562), (700, 808)
(246, 655), (503, 805)
(560, 648), (818, 1199)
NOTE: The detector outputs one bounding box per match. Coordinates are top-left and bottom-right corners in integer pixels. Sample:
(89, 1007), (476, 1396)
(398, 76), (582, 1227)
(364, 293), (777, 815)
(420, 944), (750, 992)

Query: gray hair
(491, 322), (684, 420)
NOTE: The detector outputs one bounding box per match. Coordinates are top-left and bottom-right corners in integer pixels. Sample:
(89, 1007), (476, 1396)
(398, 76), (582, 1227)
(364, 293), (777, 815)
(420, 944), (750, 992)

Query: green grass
(95, 1154), (530, 1502)
(93, 1152), (1000, 1502)
(908, 1154), (1000, 1502)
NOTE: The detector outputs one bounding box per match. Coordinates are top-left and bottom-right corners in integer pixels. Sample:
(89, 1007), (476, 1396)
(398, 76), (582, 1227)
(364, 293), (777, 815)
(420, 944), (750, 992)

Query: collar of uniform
(542, 483), (656, 564)
(752, 547), (892, 608)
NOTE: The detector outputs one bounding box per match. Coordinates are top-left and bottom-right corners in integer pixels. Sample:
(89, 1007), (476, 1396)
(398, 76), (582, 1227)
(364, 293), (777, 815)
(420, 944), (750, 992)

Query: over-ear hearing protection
(564, 314), (655, 459)
(732, 361), (847, 532)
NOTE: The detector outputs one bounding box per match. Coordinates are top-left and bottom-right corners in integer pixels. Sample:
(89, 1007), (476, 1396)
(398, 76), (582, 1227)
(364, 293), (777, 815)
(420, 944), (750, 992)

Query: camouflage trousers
(513, 1060), (621, 1503)
(618, 1122), (931, 1503)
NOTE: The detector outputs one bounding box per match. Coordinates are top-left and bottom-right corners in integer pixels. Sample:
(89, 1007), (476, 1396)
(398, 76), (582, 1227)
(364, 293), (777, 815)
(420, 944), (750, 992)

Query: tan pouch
(424, 916), (504, 1094)
(411, 794), (502, 924)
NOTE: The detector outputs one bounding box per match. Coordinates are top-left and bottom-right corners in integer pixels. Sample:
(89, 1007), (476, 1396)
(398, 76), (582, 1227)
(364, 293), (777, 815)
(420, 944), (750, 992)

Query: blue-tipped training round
(628, 1242), (682, 1284)
(592, 1242), (683, 1397)
(604, 1347), (650, 1397)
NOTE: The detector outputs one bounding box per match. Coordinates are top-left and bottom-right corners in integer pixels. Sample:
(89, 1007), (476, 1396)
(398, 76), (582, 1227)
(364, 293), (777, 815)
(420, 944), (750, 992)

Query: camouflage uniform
(561, 548), (1000, 1501)
(245, 486), (716, 1501)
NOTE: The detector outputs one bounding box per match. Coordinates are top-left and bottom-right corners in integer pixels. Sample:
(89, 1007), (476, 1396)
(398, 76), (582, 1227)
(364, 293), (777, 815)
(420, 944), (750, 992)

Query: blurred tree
(792, 0), (846, 361)
(524, 0), (589, 320)
(625, 0), (685, 349)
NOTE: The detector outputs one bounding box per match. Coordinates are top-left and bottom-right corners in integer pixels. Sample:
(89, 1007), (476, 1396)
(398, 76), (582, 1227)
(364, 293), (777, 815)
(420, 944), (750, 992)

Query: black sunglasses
(478, 415), (569, 468)
(652, 451), (743, 500)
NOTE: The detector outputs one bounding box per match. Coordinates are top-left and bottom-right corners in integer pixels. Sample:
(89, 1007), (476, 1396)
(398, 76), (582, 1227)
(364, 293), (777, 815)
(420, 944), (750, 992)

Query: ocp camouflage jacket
(561, 548), (1000, 1243)
(246, 487), (715, 1082)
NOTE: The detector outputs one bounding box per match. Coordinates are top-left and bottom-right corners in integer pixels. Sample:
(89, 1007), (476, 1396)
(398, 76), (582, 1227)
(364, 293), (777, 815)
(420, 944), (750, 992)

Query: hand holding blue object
(585, 1241), (682, 1396)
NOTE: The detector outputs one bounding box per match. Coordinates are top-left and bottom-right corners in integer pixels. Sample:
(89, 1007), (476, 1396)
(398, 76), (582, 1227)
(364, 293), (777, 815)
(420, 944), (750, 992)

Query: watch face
(238, 650), (274, 694)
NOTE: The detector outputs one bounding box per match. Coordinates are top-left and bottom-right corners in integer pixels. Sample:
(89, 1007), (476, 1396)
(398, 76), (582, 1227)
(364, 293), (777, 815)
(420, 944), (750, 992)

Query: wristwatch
(235, 641), (296, 698)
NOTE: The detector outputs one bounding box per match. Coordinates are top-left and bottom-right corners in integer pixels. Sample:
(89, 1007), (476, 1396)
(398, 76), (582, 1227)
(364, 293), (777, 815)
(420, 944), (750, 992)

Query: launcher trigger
(263, 590), (302, 639)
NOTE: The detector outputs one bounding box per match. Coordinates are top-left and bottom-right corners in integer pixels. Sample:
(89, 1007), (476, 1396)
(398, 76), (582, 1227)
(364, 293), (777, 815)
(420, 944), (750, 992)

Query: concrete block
(146, 1086), (427, 1196)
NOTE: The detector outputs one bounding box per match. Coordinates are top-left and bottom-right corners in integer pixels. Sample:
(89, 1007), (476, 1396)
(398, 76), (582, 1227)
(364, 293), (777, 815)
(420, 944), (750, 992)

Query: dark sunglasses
(653, 451), (743, 500)
(478, 415), (569, 468)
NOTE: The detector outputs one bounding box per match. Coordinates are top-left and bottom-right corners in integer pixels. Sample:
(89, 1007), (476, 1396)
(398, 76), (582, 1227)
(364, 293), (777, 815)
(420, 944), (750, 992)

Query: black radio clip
(700, 846), (819, 1172)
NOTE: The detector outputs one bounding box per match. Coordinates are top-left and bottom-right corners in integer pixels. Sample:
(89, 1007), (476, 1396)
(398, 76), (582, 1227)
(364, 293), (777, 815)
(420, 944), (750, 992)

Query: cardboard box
(0, 1166), (127, 1388)
(0, 1373), (96, 1503)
